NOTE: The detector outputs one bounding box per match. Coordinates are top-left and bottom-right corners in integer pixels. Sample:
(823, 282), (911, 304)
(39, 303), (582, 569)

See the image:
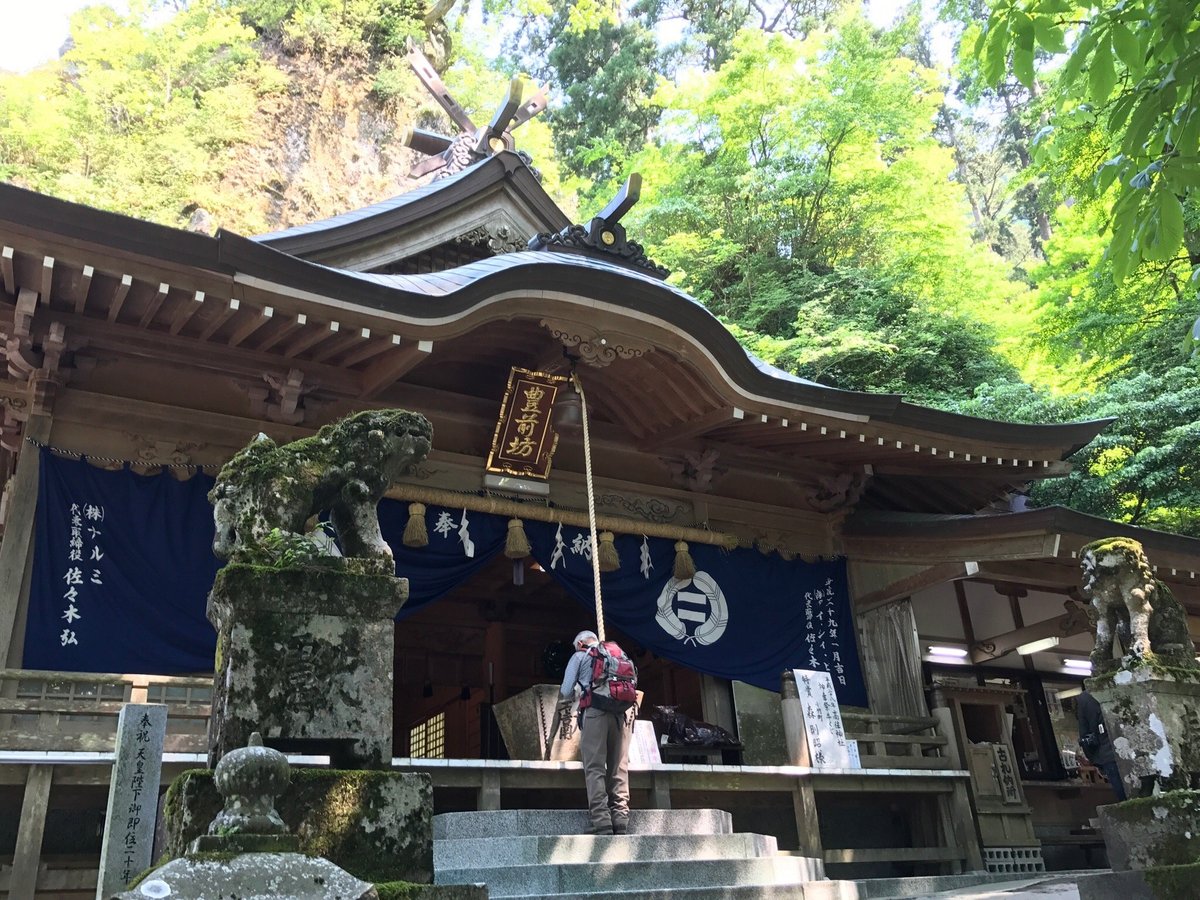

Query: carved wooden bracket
(236, 369), (316, 425)
(540, 319), (653, 369)
(124, 434), (206, 466)
(802, 470), (871, 513)
(661, 448), (722, 494)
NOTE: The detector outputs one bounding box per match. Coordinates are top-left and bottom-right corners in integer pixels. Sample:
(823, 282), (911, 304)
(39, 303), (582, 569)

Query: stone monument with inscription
(117, 734), (378, 899)
(96, 703), (167, 900)
(205, 409), (432, 768)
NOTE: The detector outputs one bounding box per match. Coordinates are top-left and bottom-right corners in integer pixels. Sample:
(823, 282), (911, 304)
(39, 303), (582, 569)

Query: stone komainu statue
(210, 409), (432, 564)
(1080, 537), (1196, 672)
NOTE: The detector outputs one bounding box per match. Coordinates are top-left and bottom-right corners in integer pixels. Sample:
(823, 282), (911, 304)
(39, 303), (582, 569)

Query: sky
(2, 0), (922, 74)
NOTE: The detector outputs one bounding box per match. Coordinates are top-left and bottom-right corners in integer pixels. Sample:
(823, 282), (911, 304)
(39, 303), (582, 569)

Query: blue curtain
(522, 520), (866, 705)
(23, 458), (867, 706)
(24, 450), (220, 674)
(378, 499), (506, 615)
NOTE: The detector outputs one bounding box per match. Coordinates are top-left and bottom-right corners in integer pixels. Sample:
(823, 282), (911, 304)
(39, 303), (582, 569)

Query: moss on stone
(162, 769), (433, 884)
(1143, 862), (1200, 900)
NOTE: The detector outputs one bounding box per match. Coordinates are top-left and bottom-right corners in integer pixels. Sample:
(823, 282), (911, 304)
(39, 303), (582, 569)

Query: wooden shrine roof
(0, 175), (1112, 516)
(843, 507), (1200, 608)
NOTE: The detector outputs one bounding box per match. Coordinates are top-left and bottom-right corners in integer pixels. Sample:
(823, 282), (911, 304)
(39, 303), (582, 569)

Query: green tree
(957, 366), (1200, 536)
(0, 0), (283, 230)
(976, 0), (1200, 284)
(629, 17), (1033, 398)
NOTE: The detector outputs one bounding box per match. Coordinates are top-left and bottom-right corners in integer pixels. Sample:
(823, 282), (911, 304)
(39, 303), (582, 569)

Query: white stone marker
(791, 669), (860, 769)
(629, 719), (663, 766)
(96, 703), (168, 900)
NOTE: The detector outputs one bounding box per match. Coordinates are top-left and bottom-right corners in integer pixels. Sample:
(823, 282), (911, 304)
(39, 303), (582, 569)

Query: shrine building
(2, 136), (1200, 896)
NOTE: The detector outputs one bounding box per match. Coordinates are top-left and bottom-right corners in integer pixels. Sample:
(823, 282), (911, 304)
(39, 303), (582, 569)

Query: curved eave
(220, 231), (1111, 451)
(254, 153), (570, 259)
(0, 180), (1110, 458)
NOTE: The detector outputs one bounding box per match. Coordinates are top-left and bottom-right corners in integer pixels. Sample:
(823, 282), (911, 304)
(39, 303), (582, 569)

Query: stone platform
(162, 768), (434, 885)
(207, 561), (407, 768)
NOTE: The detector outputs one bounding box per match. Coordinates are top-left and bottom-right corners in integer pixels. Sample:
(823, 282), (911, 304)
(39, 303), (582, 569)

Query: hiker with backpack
(558, 629), (639, 835)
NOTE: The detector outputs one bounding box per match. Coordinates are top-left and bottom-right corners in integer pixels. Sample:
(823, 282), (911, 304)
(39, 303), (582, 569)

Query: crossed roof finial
(403, 44), (548, 181)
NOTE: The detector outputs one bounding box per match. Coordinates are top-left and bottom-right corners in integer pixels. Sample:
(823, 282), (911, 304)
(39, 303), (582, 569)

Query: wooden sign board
(486, 367), (568, 480)
(792, 668), (861, 769)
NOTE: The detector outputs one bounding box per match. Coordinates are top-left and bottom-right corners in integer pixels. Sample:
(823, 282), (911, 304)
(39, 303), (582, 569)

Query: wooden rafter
(227, 305), (273, 348)
(169, 290), (206, 335)
(73, 265), (94, 315)
(360, 340), (433, 399)
(137, 282), (170, 328)
(106, 274), (133, 323)
(198, 298), (240, 341)
(639, 406), (744, 451)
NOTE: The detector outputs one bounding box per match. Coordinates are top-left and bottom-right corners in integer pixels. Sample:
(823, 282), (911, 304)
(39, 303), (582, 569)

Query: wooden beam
(340, 332), (401, 368)
(257, 311), (307, 352)
(1, 245), (14, 296)
(970, 600), (1090, 663)
(639, 406), (744, 451)
(106, 273), (133, 323)
(9, 764), (54, 899)
(284, 319), (339, 359)
(0, 415), (52, 668)
(169, 290), (205, 335)
(310, 328), (366, 365)
(855, 561), (980, 613)
(842, 532), (1062, 564)
(198, 297), (240, 341)
(39, 256), (54, 305)
(73, 265), (94, 315)
(361, 340), (434, 399)
(972, 559), (1077, 589)
(227, 304), (273, 348)
(26, 308), (361, 394)
(13, 287), (38, 338)
(137, 281), (170, 328)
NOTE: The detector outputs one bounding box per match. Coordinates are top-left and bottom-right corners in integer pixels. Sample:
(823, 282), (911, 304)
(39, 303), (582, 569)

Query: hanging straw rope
(574, 371), (607, 643)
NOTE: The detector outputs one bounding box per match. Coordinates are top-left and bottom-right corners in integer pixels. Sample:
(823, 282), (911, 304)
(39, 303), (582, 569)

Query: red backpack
(579, 641), (638, 713)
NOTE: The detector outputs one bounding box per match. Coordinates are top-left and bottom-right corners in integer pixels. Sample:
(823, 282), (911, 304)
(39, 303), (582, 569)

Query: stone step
(434, 832), (780, 870)
(495, 884), (859, 900)
(435, 855), (824, 897)
(432, 808), (734, 840)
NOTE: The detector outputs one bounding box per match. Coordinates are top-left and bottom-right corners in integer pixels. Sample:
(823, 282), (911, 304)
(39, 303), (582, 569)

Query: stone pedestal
(1090, 669), (1200, 797)
(207, 560), (407, 768)
(162, 769), (435, 885)
(494, 684), (581, 761)
(1098, 791), (1200, 871)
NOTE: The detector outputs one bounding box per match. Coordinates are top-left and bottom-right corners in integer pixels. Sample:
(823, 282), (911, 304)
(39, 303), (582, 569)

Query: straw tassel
(403, 502), (428, 547)
(597, 531), (620, 572)
(673, 540), (696, 580)
(505, 518), (531, 559)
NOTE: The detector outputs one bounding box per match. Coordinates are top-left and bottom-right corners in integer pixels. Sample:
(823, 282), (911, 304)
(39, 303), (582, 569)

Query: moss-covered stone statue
(1080, 537), (1195, 674)
(210, 409), (432, 564)
(206, 409), (432, 769)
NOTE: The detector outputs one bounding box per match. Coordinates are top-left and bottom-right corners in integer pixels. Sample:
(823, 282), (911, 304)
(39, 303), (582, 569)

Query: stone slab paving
(899, 877), (1082, 900)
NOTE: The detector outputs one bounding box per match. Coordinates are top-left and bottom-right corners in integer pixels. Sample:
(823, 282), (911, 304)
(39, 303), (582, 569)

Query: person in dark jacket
(1077, 690), (1126, 801)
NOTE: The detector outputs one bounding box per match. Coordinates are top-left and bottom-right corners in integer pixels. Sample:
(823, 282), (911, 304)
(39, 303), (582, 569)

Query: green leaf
(1122, 91), (1165, 155)
(1032, 16), (1067, 54)
(982, 20), (1011, 85)
(1110, 23), (1142, 74)
(1089, 35), (1117, 104)
(1062, 26), (1100, 87)
(1154, 188), (1185, 258)
(1011, 13), (1036, 85)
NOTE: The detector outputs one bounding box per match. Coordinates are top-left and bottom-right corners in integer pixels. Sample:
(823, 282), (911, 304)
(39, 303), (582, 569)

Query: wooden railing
(842, 712), (953, 770)
(0, 668), (212, 753)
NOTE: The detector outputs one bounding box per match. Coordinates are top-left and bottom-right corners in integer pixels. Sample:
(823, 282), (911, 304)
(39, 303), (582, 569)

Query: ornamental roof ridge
(527, 174), (670, 280)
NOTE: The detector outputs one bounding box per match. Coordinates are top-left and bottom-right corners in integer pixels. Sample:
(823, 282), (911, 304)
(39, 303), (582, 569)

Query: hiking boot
(612, 818), (629, 835)
(587, 821), (613, 835)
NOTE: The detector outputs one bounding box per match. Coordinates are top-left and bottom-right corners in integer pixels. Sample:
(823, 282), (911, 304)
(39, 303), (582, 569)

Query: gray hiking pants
(580, 706), (632, 832)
